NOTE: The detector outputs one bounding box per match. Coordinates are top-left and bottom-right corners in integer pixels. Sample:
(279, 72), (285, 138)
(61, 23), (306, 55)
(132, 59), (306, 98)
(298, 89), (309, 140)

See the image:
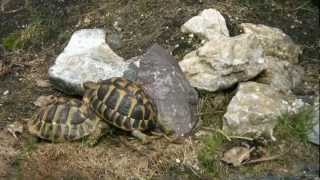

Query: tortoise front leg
(132, 130), (151, 144)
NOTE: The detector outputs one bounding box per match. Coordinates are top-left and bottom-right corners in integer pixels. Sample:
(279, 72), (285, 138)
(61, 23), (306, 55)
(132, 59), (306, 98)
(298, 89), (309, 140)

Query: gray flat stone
(134, 44), (199, 136)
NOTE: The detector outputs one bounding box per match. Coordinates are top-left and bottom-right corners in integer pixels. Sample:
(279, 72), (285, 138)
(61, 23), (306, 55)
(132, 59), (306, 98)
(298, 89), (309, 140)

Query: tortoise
(28, 99), (109, 146)
(82, 77), (158, 143)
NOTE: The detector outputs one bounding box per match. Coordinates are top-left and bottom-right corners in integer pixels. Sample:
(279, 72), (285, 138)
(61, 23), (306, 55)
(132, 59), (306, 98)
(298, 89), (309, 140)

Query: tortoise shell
(83, 77), (157, 132)
(28, 99), (101, 142)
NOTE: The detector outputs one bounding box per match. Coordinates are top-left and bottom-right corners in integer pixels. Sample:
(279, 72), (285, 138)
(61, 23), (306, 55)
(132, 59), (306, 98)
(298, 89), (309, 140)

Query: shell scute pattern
(84, 77), (157, 132)
(28, 99), (99, 142)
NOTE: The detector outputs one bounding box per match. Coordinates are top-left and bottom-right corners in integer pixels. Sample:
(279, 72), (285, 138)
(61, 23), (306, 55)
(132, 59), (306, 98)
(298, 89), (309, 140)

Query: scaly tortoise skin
(83, 77), (157, 143)
(28, 99), (108, 145)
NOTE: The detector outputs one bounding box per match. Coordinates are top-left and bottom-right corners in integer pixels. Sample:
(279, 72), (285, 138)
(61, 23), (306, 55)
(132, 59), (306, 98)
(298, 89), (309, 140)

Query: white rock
(179, 34), (266, 92)
(308, 96), (319, 145)
(181, 8), (229, 41)
(223, 82), (296, 140)
(240, 23), (302, 64)
(239, 23), (304, 92)
(256, 56), (304, 92)
(49, 29), (129, 95)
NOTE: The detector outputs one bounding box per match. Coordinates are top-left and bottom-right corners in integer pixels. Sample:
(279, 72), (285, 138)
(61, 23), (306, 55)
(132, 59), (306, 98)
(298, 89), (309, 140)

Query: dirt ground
(0, 0), (319, 179)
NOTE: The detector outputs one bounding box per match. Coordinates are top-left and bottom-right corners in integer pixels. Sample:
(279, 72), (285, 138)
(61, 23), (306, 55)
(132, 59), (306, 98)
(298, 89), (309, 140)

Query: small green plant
(2, 0), (67, 51)
(2, 32), (20, 50)
(275, 107), (315, 144)
(198, 133), (225, 177)
(2, 20), (49, 50)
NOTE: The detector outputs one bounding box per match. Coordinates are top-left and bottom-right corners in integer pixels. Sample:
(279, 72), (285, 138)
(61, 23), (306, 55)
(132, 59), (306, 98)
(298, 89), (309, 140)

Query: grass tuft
(198, 133), (226, 177)
(2, 20), (49, 50)
(275, 107), (315, 144)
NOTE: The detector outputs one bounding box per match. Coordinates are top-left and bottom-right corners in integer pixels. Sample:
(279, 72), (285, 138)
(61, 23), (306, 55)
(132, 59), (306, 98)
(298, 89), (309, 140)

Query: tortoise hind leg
(132, 130), (151, 144)
(85, 122), (110, 147)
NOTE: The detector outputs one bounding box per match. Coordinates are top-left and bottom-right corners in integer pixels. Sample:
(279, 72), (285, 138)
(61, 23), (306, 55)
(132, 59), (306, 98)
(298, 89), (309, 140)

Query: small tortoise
(83, 77), (157, 143)
(28, 99), (108, 145)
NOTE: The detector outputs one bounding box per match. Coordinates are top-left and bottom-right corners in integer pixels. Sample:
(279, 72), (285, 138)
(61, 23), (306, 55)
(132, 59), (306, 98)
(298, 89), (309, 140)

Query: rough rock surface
(239, 23), (304, 92)
(308, 96), (319, 145)
(49, 29), (128, 95)
(240, 23), (302, 64)
(180, 12), (303, 93)
(134, 44), (199, 136)
(179, 34), (266, 92)
(256, 56), (304, 92)
(223, 82), (298, 140)
(181, 8), (229, 40)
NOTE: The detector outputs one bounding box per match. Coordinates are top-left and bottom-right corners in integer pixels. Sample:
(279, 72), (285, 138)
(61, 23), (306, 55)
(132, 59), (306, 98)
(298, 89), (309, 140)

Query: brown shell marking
(83, 77), (157, 132)
(28, 100), (100, 142)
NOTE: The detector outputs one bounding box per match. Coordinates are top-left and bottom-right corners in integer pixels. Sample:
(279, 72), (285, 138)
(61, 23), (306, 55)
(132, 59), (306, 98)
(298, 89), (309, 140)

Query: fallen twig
(183, 164), (201, 179)
(201, 127), (254, 141)
(243, 154), (282, 165)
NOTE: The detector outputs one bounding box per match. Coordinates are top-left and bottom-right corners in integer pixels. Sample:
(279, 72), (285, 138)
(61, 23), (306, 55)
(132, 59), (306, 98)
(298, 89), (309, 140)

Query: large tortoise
(28, 99), (108, 145)
(82, 77), (158, 143)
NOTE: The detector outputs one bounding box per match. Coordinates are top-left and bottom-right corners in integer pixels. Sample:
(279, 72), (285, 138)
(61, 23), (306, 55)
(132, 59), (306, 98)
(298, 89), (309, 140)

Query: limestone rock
(135, 44), (199, 136)
(256, 56), (304, 92)
(179, 34), (266, 92)
(49, 29), (128, 95)
(223, 82), (295, 140)
(239, 23), (304, 92)
(240, 23), (302, 64)
(181, 8), (229, 40)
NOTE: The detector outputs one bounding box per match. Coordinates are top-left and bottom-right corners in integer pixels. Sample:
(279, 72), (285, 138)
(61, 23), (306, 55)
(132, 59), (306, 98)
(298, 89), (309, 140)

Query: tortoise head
(82, 81), (100, 90)
(67, 99), (82, 107)
(82, 81), (99, 105)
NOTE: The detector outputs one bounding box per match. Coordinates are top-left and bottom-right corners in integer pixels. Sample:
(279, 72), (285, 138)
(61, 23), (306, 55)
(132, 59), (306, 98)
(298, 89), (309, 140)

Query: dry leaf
(221, 146), (255, 167)
(36, 79), (51, 88)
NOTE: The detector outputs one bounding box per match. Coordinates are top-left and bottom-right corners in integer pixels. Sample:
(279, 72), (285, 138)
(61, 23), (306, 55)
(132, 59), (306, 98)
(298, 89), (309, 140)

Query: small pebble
(175, 159), (181, 163)
(113, 21), (121, 32)
(3, 90), (9, 95)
